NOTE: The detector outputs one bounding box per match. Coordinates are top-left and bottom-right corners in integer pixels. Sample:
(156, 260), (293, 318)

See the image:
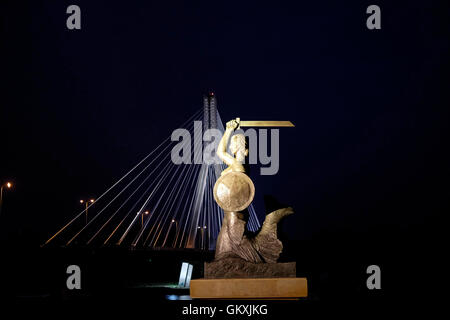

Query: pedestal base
(205, 258), (296, 278)
(190, 278), (307, 299)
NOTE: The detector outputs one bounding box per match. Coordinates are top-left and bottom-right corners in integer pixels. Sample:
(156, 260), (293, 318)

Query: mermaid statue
(209, 118), (294, 277)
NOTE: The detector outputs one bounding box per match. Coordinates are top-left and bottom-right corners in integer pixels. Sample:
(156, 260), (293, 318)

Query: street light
(141, 210), (150, 228)
(80, 198), (95, 225)
(162, 218), (179, 247)
(198, 225), (207, 250)
(203, 225), (207, 250)
(171, 219), (179, 230)
(0, 181), (13, 217)
(171, 219), (180, 247)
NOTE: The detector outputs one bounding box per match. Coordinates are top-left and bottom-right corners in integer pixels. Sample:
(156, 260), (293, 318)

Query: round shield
(213, 171), (255, 212)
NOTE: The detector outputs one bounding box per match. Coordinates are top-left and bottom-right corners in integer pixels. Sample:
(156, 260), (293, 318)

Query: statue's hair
(231, 134), (247, 154)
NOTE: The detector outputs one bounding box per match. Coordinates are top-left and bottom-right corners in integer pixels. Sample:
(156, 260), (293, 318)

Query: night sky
(1, 0), (449, 254)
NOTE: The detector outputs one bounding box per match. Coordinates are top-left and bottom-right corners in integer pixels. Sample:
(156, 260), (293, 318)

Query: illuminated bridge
(42, 93), (261, 250)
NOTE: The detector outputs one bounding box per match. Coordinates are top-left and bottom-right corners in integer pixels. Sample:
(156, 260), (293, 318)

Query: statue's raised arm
(217, 118), (248, 176)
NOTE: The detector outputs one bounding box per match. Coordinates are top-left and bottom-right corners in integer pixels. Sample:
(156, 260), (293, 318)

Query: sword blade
(239, 121), (295, 127)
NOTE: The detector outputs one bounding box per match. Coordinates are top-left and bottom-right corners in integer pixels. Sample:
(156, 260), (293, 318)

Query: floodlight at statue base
(190, 278), (307, 299)
(178, 262), (193, 288)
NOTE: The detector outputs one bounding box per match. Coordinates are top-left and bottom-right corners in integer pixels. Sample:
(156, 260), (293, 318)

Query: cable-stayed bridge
(43, 94), (261, 249)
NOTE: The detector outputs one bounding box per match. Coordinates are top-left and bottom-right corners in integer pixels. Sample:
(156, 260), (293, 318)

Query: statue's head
(230, 134), (248, 162)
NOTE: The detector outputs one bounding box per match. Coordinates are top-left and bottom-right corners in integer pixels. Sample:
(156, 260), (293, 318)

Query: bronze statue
(208, 118), (294, 277)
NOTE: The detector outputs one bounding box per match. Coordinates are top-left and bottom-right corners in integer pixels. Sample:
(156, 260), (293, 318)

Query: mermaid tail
(253, 207), (294, 263)
(215, 207), (294, 264)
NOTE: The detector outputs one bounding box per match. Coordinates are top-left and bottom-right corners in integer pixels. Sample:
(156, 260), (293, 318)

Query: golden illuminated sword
(236, 118), (295, 128)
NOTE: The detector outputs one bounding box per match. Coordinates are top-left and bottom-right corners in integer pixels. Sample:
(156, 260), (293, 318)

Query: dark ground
(0, 219), (445, 316)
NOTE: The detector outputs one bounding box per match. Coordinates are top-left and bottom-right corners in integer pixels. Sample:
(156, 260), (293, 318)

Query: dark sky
(0, 1), (449, 247)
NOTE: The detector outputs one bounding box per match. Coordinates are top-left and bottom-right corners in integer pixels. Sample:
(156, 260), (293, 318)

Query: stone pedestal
(190, 278), (308, 299)
(204, 258), (296, 278)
